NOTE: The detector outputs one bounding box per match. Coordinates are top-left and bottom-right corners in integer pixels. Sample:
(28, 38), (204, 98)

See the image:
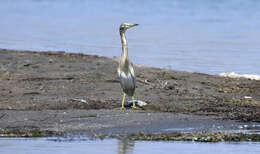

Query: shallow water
(0, 0), (260, 74)
(0, 138), (259, 154)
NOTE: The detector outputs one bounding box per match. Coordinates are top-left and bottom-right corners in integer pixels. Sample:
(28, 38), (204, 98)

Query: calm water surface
(0, 138), (259, 154)
(0, 0), (260, 74)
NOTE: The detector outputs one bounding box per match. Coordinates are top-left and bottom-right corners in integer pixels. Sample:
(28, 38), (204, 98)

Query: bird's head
(120, 22), (139, 33)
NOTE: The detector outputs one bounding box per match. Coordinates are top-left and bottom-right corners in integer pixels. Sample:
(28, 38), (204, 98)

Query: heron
(117, 22), (139, 109)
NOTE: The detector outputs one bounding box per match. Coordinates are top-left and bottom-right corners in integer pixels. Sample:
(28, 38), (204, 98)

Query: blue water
(0, 138), (259, 154)
(0, 0), (260, 74)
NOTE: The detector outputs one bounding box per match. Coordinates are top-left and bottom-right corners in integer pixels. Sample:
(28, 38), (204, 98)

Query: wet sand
(0, 49), (259, 140)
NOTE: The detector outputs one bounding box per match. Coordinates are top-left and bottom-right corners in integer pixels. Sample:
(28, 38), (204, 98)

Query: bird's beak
(130, 23), (139, 27)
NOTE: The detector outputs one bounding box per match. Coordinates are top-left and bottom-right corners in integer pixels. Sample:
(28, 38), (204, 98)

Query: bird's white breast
(121, 71), (132, 79)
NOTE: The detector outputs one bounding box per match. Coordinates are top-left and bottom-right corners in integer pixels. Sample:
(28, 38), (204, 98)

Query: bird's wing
(129, 63), (135, 77)
(118, 64), (136, 96)
(118, 68), (127, 89)
(129, 63), (136, 88)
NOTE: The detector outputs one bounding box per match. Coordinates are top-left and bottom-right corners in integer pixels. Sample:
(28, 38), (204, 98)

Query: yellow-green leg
(131, 96), (137, 109)
(120, 93), (126, 110)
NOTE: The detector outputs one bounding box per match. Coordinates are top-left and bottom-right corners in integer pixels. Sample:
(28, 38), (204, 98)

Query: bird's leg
(131, 96), (137, 109)
(120, 92), (126, 110)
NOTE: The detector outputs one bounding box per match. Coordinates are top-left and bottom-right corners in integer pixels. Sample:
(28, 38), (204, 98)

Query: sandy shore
(0, 49), (259, 140)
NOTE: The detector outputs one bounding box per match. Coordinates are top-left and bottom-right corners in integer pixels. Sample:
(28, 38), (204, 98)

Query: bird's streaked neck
(120, 31), (127, 46)
(120, 31), (128, 58)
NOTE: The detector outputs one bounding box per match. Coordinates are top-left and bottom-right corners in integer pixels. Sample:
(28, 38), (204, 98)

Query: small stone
(238, 125), (243, 129)
(23, 60), (32, 67)
(49, 59), (53, 63)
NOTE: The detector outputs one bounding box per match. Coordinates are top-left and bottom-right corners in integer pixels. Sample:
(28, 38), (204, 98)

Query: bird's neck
(120, 32), (128, 60)
(120, 31), (127, 46)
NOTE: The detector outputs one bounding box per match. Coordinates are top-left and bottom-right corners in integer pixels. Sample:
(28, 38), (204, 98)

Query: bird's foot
(120, 106), (126, 110)
(131, 105), (141, 110)
(113, 106), (126, 110)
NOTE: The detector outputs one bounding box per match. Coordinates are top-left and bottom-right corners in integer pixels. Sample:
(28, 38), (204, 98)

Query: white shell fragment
(125, 100), (147, 107)
(244, 96), (252, 99)
(71, 99), (87, 103)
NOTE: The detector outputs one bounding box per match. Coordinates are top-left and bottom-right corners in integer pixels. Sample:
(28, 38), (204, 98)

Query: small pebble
(238, 125), (243, 129)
